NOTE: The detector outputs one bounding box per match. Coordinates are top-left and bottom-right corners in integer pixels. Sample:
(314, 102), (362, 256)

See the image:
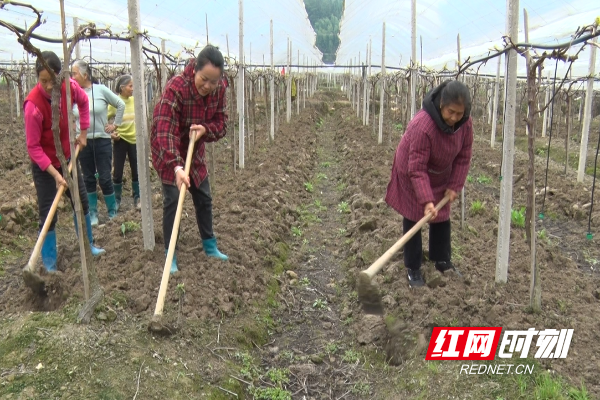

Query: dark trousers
(403, 217), (451, 270)
(112, 139), (138, 185)
(32, 162), (89, 231)
(162, 178), (214, 250)
(79, 138), (114, 195)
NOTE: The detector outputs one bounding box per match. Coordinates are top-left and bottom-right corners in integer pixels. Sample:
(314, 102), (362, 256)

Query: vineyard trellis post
(160, 39), (167, 93)
(356, 52), (361, 119)
(495, 0), (519, 283)
(238, 0), (245, 169)
(297, 50), (300, 116)
(362, 43), (368, 125)
(487, 81), (492, 124)
(410, 0), (417, 119)
(491, 54), (502, 148)
(523, 8), (541, 311)
(73, 17), (80, 59)
(523, 9), (531, 138)
(128, 0), (155, 250)
(457, 33), (465, 230)
(577, 32), (597, 183)
(270, 19), (274, 143)
(286, 38), (291, 123)
(367, 36), (372, 126)
(541, 74), (550, 138)
(565, 74), (573, 175)
(378, 21), (385, 145)
(59, 0), (90, 302)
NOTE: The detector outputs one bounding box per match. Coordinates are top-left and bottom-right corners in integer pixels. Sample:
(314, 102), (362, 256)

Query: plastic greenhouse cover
(0, 0), (323, 66)
(337, 0), (600, 79)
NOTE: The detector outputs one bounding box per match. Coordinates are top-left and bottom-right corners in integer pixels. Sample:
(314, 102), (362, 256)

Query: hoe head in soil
(22, 268), (47, 295)
(356, 196), (451, 316)
(148, 315), (180, 336)
(357, 271), (384, 315)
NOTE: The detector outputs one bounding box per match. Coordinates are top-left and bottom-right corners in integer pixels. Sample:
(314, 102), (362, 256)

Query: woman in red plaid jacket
(151, 45), (228, 274)
(385, 80), (473, 287)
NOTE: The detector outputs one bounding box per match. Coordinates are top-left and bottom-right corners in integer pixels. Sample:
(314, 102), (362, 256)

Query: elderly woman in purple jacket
(385, 80), (473, 287)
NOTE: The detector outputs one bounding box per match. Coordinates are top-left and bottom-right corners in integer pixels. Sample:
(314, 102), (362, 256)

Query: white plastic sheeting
(337, 0), (600, 78)
(0, 0), (322, 65)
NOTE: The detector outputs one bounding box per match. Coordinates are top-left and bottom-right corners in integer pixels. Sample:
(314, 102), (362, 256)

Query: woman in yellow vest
(106, 75), (140, 209)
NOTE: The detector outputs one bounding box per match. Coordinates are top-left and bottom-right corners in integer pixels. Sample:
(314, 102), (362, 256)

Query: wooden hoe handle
(153, 131), (197, 317)
(25, 146), (80, 271)
(360, 195), (450, 279)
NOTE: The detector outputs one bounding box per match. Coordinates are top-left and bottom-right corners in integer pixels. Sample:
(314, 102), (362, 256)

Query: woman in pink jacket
(385, 80), (473, 287)
(24, 51), (105, 273)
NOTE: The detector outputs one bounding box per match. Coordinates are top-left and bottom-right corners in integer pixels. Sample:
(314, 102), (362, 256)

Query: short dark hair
(35, 51), (62, 76)
(194, 45), (225, 73)
(440, 80), (471, 115)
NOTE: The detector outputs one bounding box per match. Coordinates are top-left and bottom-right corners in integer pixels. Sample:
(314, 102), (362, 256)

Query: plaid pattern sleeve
(408, 127), (435, 206)
(201, 79), (228, 143)
(151, 60), (229, 187)
(447, 118), (473, 192)
(151, 83), (185, 186)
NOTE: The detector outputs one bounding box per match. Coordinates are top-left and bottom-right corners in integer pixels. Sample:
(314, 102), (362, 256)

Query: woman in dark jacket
(385, 80), (473, 287)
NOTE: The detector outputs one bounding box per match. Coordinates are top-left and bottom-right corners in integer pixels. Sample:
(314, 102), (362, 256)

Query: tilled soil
(1, 87), (600, 398)
(335, 104), (600, 396)
(0, 94), (318, 322)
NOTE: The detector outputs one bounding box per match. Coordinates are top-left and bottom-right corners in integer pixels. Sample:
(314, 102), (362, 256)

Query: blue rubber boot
(132, 181), (141, 209)
(104, 193), (118, 219)
(202, 237), (228, 261)
(85, 213), (106, 257)
(165, 249), (178, 274)
(41, 230), (57, 272)
(73, 213), (106, 257)
(113, 183), (123, 212)
(88, 192), (99, 226)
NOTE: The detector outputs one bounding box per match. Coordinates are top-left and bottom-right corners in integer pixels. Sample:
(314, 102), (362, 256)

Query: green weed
(569, 382), (591, 400)
(266, 368), (290, 387)
(337, 201), (350, 213)
(120, 221), (140, 236)
(342, 349), (360, 363)
(534, 372), (563, 399)
(477, 174), (492, 184)
(325, 342), (339, 354)
(511, 207), (526, 228)
(352, 382), (372, 396)
(299, 277), (310, 286)
(252, 387), (292, 400)
(470, 200), (485, 214)
(312, 299), (327, 309)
